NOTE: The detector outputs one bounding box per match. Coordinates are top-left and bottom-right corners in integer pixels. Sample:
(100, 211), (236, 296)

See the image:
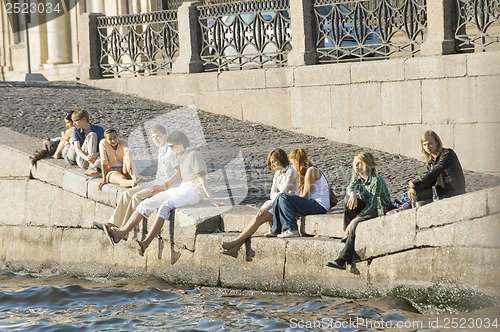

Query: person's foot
(264, 230), (278, 237)
(135, 239), (146, 256)
(326, 259), (346, 270)
(132, 177), (143, 188)
(222, 240), (238, 250)
(221, 247), (238, 258)
(85, 167), (100, 178)
(92, 220), (104, 230)
(277, 229), (299, 238)
(104, 223), (120, 246)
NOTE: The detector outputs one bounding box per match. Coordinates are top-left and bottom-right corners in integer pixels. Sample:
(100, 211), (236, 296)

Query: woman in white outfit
(221, 148), (299, 257)
(104, 131), (221, 255)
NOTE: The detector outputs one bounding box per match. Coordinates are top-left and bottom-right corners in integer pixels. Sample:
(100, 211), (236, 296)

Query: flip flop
(135, 239), (145, 256)
(132, 177), (143, 188)
(104, 223), (117, 246)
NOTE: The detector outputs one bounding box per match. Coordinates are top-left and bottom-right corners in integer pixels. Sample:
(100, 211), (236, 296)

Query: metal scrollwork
(198, 0), (291, 71)
(97, 11), (179, 77)
(455, 0), (500, 51)
(314, 0), (427, 63)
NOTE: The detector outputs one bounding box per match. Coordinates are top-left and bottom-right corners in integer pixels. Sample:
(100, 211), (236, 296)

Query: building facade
(0, 0), (173, 80)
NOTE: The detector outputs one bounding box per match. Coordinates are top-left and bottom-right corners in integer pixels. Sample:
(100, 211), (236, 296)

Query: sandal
(132, 177), (143, 188)
(222, 240), (238, 250)
(221, 248), (238, 258)
(104, 223), (118, 246)
(135, 239), (145, 256)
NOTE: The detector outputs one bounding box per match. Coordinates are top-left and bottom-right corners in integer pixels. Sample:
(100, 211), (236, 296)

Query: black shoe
(92, 221), (104, 230)
(340, 237), (347, 243)
(326, 259), (346, 270)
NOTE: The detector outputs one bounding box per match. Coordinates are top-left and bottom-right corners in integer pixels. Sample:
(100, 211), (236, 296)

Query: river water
(1, 270), (499, 331)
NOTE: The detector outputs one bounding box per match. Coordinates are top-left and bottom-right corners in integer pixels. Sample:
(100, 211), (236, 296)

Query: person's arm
(149, 166), (181, 194)
(197, 171), (220, 207)
(413, 150), (450, 191)
(279, 168), (299, 196)
(301, 167), (322, 198)
(73, 140), (88, 160)
(268, 171), (279, 200)
(98, 140), (109, 190)
(346, 174), (359, 210)
(53, 128), (73, 158)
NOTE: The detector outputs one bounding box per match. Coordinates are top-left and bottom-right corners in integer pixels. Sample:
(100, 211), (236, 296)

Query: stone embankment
(0, 127), (499, 297)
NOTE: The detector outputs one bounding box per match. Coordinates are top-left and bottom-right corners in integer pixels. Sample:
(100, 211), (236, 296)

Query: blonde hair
(420, 130), (443, 162)
(353, 151), (377, 175)
(289, 148), (312, 192)
(71, 109), (89, 122)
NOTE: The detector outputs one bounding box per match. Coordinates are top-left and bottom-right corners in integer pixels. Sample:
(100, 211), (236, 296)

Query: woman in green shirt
(327, 151), (392, 273)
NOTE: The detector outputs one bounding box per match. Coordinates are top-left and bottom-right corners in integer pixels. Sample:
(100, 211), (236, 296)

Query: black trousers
(338, 201), (378, 265)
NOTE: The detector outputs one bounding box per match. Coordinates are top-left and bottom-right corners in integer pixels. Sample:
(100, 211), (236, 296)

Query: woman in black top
(408, 130), (465, 205)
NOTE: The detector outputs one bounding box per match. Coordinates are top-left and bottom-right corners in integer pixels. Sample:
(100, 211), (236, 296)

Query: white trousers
(136, 185), (201, 220)
(68, 132), (101, 169)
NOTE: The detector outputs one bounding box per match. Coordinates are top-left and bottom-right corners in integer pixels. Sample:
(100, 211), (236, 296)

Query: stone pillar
(172, 1), (203, 73)
(131, 0), (140, 14)
(46, 0), (71, 64)
(420, 0), (456, 55)
(78, 13), (104, 79)
(287, 0), (317, 66)
(90, 0), (104, 13)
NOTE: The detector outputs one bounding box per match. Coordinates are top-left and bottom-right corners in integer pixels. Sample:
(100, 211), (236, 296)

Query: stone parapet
(87, 51), (500, 176)
(1, 128), (499, 296)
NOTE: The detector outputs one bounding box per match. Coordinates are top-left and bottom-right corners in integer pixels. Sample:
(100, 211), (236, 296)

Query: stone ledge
(221, 205), (346, 238)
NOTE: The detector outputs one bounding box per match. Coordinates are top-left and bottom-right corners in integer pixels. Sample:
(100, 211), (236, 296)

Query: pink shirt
(99, 139), (130, 168)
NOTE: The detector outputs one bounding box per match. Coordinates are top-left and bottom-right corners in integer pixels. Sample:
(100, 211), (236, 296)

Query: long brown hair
(420, 130), (443, 163)
(266, 148), (289, 171)
(289, 148), (312, 192)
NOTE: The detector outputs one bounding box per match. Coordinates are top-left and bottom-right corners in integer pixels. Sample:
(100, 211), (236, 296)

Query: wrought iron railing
(97, 10), (179, 77)
(455, 0), (500, 51)
(314, 0), (427, 63)
(198, 0), (291, 71)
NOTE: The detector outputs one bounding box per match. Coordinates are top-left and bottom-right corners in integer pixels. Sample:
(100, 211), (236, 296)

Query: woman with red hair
(270, 148), (331, 238)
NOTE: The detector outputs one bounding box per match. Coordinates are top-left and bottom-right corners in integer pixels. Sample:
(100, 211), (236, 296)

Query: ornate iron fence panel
(455, 0), (500, 51)
(198, 0), (291, 71)
(97, 11), (179, 77)
(314, 0), (427, 63)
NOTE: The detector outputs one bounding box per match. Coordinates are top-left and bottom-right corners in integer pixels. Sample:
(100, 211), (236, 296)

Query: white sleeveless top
(309, 166), (330, 211)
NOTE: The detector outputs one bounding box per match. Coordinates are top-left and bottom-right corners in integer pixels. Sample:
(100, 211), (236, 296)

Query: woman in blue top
(327, 151), (391, 272)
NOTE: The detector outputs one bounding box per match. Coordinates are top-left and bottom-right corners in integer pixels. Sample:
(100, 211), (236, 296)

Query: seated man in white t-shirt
(102, 131), (221, 255)
(93, 125), (180, 230)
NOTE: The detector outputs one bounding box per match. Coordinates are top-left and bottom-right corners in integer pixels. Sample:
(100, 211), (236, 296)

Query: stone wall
(84, 50), (500, 176)
(1, 127), (499, 297)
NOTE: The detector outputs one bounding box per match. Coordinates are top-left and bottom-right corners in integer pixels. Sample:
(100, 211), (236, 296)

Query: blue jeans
(272, 193), (327, 233)
(62, 143), (76, 165)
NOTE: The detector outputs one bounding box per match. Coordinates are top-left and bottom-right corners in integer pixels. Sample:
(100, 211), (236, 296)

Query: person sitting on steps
(98, 128), (141, 190)
(408, 130), (465, 206)
(270, 148), (330, 238)
(326, 151), (392, 274)
(221, 148), (299, 257)
(102, 131), (223, 256)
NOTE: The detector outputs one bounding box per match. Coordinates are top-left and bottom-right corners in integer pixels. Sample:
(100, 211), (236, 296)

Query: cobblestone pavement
(1, 81), (499, 205)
